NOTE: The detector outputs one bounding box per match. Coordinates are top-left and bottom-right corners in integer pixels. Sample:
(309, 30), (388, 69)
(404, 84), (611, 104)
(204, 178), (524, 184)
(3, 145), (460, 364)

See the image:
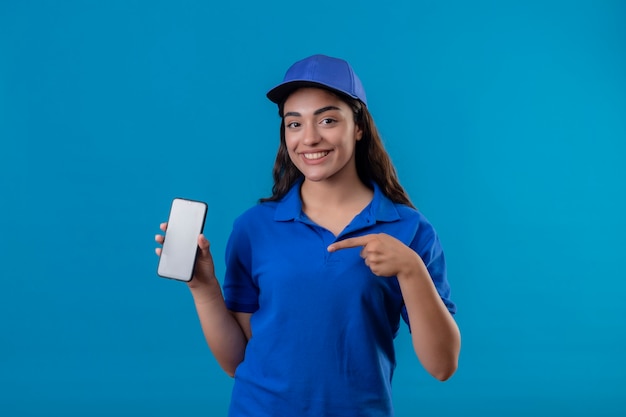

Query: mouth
(302, 151), (330, 160)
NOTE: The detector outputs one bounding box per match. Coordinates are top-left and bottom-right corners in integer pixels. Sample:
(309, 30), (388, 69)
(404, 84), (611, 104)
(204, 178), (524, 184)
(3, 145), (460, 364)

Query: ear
(355, 124), (363, 141)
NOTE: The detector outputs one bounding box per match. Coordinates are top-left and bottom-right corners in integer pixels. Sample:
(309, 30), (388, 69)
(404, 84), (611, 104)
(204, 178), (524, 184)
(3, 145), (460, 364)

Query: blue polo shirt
(223, 180), (455, 417)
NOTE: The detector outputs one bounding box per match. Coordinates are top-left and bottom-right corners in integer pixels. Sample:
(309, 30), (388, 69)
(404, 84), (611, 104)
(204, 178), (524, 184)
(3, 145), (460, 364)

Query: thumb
(198, 234), (211, 254)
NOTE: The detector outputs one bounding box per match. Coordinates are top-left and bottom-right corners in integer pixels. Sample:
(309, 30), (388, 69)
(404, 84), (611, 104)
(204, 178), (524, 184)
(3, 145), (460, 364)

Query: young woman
(156, 54), (460, 416)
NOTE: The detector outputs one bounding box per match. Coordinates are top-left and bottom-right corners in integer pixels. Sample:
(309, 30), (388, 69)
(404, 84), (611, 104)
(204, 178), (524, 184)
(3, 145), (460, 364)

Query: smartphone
(157, 198), (208, 282)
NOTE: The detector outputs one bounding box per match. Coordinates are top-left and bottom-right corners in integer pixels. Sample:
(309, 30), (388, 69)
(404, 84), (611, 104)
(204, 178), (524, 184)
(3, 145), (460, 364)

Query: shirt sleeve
(401, 215), (456, 325)
(222, 216), (260, 313)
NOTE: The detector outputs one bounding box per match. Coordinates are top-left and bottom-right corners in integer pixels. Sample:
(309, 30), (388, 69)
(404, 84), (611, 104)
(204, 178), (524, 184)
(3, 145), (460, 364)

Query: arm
(328, 234), (461, 381)
(188, 278), (251, 378)
(396, 254), (460, 381)
(156, 224), (250, 377)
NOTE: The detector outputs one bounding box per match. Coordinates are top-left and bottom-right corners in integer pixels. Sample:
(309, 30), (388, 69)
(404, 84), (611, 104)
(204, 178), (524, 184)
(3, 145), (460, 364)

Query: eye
(285, 121), (300, 128)
(320, 118), (337, 125)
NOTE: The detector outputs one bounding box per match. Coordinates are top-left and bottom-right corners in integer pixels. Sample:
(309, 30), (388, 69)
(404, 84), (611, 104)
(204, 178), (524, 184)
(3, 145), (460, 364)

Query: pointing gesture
(328, 233), (422, 277)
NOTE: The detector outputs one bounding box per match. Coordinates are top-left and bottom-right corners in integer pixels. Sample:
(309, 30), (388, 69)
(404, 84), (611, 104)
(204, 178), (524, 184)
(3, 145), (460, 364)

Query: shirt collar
(274, 178), (401, 223)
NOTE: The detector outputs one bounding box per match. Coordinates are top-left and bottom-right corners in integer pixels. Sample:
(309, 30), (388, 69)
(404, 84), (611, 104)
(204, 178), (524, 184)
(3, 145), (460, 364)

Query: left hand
(327, 233), (420, 277)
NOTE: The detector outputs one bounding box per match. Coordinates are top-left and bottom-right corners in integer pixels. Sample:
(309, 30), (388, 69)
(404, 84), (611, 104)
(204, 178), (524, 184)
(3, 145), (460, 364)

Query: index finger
(327, 235), (375, 252)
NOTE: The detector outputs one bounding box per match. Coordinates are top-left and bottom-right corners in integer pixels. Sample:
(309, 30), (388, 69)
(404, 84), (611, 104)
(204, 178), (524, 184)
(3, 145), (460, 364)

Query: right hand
(155, 222), (218, 289)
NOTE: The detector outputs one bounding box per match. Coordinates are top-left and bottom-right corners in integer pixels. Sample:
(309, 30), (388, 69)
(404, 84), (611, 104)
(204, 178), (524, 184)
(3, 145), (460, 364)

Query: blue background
(1, 1), (625, 416)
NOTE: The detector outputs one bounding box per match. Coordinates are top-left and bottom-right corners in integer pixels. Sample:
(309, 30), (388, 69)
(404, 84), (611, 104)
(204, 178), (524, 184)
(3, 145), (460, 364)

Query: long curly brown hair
(260, 90), (415, 209)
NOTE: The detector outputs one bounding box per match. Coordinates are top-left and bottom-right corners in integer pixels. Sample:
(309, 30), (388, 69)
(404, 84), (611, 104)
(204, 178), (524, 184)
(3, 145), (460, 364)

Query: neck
(300, 175), (372, 210)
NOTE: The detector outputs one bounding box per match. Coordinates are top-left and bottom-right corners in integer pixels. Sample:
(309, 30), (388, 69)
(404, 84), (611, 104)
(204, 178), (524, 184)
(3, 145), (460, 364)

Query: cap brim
(266, 80), (358, 105)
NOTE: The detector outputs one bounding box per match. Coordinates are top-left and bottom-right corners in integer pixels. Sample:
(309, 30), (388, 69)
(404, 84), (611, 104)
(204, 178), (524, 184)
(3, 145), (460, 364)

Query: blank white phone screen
(158, 198), (207, 281)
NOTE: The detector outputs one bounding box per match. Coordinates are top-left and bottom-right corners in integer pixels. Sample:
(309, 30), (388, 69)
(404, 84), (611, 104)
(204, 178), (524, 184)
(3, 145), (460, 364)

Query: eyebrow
(283, 106), (342, 118)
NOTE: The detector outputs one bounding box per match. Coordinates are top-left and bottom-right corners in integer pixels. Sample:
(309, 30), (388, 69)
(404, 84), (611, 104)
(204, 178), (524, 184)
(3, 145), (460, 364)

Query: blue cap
(267, 54), (367, 106)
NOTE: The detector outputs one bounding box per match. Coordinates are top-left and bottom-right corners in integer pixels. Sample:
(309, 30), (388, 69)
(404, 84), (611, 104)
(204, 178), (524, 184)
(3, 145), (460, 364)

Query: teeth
(303, 151), (329, 160)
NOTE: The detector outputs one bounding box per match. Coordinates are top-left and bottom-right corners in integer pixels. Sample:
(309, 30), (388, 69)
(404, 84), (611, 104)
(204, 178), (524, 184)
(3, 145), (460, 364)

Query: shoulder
(234, 201), (278, 224)
(383, 197), (436, 232)
(400, 204), (435, 230)
(233, 182), (301, 230)
(230, 201), (277, 234)
(390, 202), (440, 250)
(229, 200), (285, 240)
(226, 201), (279, 255)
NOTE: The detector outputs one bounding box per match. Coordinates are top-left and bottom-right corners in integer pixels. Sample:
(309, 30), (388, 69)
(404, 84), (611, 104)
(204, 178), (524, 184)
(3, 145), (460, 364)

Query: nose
(302, 122), (322, 146)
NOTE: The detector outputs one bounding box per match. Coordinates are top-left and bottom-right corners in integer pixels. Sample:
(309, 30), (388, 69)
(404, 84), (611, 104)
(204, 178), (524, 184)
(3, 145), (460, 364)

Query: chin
(303, 175), (328, 182)
(297, 168), (328, 182)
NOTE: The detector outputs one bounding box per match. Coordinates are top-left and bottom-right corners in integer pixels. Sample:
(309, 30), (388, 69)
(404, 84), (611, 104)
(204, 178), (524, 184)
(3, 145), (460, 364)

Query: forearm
(189, 279), (248, 377)
(397, 258), (461, 381)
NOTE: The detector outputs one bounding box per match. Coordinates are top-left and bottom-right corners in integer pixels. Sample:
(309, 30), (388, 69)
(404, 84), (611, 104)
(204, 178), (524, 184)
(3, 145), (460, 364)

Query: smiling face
(282, 88), (363, 184)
